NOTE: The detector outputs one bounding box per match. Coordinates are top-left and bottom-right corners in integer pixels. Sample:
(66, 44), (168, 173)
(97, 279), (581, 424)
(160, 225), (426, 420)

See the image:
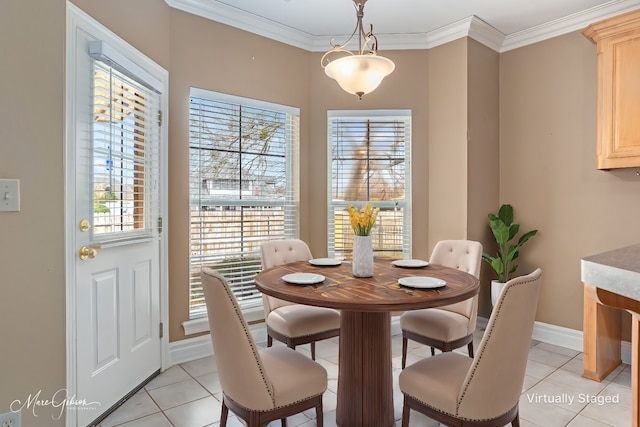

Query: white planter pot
(352, 235), (374, 277)
(491, 280), (506, 307)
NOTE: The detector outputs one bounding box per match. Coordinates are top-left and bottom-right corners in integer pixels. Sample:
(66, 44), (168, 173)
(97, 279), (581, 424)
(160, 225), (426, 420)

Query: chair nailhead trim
(456, 276), (537, 416)
(218, 274), (276, 407)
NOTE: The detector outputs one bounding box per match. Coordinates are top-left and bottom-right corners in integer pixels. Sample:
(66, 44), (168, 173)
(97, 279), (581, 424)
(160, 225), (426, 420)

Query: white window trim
(327, 109), (413, 258)
(187, 88), (300, 321)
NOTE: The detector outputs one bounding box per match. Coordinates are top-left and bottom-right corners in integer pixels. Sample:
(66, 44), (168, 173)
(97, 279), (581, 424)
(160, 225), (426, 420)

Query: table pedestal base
(336, 311), (394, 427)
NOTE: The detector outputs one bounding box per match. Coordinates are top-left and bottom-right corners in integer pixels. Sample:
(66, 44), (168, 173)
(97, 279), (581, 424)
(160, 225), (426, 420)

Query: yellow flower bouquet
(347, 203), (379, 236)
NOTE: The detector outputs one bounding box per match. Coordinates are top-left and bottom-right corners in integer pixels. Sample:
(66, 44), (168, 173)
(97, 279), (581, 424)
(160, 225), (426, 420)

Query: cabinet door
(598, 32), (640, 169)
(584, 10), (640, 169)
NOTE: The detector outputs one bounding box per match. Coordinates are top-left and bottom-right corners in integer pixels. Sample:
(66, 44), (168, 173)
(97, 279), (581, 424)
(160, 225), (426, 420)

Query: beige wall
(307, 48), (431, 259)
(0, 1), (67, 425)
(3, 0), (640, 423)
(71, 0), (171, 69)
(427, 39), (469, 247)
(167, 10), (312, 341)
(424, 37), (501, 316)
(500, 31), (640, 331)
(467, 39), (500, 315)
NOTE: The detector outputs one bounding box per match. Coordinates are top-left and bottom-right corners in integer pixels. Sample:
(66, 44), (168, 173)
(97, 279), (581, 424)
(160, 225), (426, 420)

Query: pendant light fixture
(321, 0), (395, 100)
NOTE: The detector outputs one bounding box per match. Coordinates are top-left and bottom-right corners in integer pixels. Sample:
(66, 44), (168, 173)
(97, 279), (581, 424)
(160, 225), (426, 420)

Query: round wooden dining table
(254, 257), (480, 427)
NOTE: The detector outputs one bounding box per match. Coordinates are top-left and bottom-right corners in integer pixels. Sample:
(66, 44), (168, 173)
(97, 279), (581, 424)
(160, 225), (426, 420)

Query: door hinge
(158, 216), (163, 233)
(159, 322), (164, 339)
(158, 110), (163, 127)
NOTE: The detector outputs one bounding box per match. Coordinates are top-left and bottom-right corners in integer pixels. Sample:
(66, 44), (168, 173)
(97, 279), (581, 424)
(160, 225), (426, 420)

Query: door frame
(64, 4), (170, 426)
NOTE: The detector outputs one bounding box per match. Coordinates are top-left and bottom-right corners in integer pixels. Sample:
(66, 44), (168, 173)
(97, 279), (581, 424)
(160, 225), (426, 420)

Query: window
(328, 110), (411, 259)
(188, 88), (300, 319)
(92, 61), (161, 242)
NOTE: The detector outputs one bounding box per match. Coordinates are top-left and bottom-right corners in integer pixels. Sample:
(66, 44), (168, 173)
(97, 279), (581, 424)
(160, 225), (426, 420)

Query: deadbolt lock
(79, 219), (91, 232)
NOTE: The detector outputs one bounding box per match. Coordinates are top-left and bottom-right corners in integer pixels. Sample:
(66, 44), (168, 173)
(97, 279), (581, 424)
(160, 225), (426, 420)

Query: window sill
(182, 305), (265, 336)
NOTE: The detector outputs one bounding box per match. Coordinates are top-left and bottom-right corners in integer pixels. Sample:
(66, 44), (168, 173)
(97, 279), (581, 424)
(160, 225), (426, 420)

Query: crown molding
(501, 0), (640, 52)
(165, 0), (640, 53)
(466, 16), (506, 52)
(164, 0), (316, 50)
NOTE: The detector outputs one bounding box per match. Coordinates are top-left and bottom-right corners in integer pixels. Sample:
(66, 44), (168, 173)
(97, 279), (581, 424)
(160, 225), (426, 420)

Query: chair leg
(430, 346), (435, 356)
(311, 341), (316, 360)
(267, 335), (273, 347)
(511, 410), (520, 427)
(220, 401), (229, 427)
(401, 396), (410, 427)
(401, 337), (408, 369)
(468, 342), (474, 358)
(316, 400), (324, 427)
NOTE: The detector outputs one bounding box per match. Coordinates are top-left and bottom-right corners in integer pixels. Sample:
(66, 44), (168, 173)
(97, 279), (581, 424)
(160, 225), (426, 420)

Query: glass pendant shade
(324, 55), (395, 99)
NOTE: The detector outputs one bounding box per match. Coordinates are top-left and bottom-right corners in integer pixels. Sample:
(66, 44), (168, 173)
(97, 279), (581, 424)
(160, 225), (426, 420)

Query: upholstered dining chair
(399, 268), (542, 427)
(201, 267), (327, 427)
(260, 239), (340, 360)
(400, 240), (483, 368)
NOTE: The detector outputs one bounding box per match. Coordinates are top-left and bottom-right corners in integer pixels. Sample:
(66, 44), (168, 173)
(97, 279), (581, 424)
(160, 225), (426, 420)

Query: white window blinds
(92, 60), (161, 242)
(189, 88), (300, 318)
(328, 110), (412, 260)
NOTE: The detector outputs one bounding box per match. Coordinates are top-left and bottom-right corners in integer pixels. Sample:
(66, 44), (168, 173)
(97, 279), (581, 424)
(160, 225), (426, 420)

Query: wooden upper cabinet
(584, 10), (640, 169)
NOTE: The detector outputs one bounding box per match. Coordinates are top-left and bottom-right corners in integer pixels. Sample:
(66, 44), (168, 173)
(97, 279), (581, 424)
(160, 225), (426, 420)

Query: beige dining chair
(399, 268), (542, 427)
(201, 267), (327, 427)
(400, 240), (483, 368)
(260, 239), (340, 360)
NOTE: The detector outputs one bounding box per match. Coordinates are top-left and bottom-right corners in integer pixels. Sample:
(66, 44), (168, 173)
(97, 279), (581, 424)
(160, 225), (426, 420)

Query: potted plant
(482, 204), (538, 306)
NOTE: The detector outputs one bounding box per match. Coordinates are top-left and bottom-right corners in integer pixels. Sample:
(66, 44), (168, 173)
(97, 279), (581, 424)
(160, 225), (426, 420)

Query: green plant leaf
(517, 229), (538, 246)
(498, 204), (514, 226)
(508, 223), (520, 241)
(491, 258), (504, 275)
(506, 245), (518, 262)
(490, 219), (510, 245)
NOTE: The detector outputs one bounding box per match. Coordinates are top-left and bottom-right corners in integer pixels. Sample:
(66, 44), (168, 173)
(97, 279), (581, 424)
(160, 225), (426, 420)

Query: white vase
(352, 235), (374, 277)
(491, 280), (506, 307)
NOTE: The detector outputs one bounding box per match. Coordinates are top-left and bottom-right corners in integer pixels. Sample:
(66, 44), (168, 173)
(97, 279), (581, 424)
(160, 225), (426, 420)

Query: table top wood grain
(255, 257), (480, 312)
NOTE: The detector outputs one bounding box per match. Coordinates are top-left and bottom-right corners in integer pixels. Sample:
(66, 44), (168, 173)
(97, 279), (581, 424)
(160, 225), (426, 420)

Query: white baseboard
(391, 315), (401, 336)
(531, 320), (584, 353)
(169, 322), (268, 366)
(169, 335), (213, 366)
(622, 341), (632, 366)
(169, 317), (632, 367)
(479, 316), (631, 365)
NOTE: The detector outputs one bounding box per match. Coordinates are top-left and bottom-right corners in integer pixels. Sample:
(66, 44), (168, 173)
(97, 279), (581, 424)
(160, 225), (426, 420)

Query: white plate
(282, 273), (326, 285)
(392, 259), (429, 268)
(398, 277), (446, 289)
(309, 258), (342, 266)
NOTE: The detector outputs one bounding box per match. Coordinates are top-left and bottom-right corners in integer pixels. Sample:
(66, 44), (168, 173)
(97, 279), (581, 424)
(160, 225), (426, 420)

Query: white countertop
(581, 244), (640, 301)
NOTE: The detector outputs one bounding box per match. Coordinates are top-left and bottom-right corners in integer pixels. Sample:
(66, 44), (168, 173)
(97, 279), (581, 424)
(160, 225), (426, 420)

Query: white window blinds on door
(328, 110), (412, 260)
(188, 88), (300, 319)
(92, 60), (161, 243)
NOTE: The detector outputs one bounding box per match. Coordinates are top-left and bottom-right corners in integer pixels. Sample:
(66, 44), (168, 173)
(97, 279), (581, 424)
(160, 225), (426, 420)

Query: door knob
(79, 245), (100, 260)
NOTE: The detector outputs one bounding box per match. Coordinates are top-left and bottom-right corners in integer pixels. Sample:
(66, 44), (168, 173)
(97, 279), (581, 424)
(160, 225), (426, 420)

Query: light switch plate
(0, 411), (20, 427)
(0, 179), (20, 212)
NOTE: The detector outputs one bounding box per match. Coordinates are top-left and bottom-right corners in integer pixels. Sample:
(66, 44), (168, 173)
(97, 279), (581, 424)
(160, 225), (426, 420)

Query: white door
(67, 7), (167, 426)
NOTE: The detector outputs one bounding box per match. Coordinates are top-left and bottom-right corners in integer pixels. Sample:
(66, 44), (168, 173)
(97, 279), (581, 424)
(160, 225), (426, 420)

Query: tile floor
(99, 323), (632, 427)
